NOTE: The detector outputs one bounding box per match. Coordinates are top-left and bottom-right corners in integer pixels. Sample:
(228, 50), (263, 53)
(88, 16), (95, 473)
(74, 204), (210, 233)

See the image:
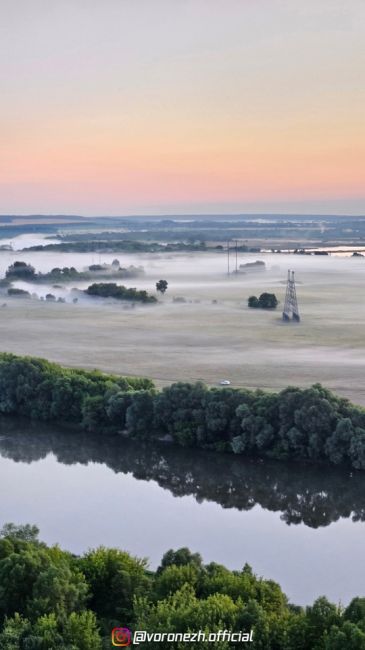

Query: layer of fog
(2, 233), (365, 286)
(2, 233), (365, 402)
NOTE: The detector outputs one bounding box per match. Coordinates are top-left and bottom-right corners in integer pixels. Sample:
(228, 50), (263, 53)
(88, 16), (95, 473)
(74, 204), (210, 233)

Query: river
(0, 416), (364, 607)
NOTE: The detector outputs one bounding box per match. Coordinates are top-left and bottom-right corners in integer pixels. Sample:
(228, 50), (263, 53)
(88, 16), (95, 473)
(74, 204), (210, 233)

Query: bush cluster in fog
(85, 283), (157, 303)
(248, 293), (278, 309)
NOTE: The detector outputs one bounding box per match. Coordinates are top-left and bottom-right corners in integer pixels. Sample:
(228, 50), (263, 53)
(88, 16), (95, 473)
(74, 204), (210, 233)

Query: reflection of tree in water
(1, 416), (365, 529)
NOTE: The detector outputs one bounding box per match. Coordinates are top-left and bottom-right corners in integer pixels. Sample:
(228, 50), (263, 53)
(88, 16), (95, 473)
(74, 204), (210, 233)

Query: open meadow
(1, 247), (365, 405)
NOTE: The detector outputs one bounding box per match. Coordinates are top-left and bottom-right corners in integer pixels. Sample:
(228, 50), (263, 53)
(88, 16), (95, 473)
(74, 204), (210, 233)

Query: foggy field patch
(1, 250), (365, 403)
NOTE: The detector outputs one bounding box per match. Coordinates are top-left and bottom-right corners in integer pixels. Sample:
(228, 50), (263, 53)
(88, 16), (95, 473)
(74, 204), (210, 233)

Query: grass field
(1, 251), (365, 404)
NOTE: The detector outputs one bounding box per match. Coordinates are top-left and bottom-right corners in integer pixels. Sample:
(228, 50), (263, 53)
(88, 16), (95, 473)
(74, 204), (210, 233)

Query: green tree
(25, 612), (64, 649)
(325, 418), (354, 464)
(154, 564), (200, 600)
(126, 390), (156, 437)
(5, 261), (36, 281)
(0, 545), (87, 623)
(0, 611), (102, 650)
(79, 547), (150, 630)
(0, 613), (31, 649)
(29, 560), (88, 620)
(153, 382), (208, 446)
(157, 548), (203, 574)
(135, 584), (237, 650)
(349, 429), (365, 469)
(324, 621), (365, 650)
(156, 279), (168, 294)
(63, 610), (102, 650)
(105, 391), (132, 428)
(0, 524), (39, 543)
(81, 395), (108, 432)
(257, 293), (278, 309)
(344, 597), (365, 631)
(248, 295), (259, 308)
(305, 596), (341, 650)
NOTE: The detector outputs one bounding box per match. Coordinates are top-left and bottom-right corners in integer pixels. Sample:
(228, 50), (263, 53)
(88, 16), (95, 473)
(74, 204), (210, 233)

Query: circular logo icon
(112, 627), (131, 647)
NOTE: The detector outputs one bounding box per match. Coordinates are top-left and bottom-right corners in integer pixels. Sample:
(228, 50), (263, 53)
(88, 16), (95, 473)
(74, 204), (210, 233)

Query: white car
(219, 380), (231, 386)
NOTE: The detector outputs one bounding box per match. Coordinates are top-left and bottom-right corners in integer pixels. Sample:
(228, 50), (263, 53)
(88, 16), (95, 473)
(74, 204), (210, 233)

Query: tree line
(85, 283), (157, 303)
(4, 261), (144, 284)
(1, 353), (365, 470)
(0, 523), (364, 649)
(23, 240), (208, 253)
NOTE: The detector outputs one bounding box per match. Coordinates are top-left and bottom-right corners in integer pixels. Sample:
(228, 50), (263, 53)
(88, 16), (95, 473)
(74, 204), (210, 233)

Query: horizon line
(1, 212), (365, 220)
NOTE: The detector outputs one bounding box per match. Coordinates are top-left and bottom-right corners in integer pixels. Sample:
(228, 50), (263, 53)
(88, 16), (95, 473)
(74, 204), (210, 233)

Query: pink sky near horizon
(1, 0), (365, 216)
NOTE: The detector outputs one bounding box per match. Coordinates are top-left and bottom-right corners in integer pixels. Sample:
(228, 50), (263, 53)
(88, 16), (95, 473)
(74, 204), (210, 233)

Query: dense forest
(0, 524), (364, 649)
(1, 354), (365, 471)
(0, 524), (365, 650)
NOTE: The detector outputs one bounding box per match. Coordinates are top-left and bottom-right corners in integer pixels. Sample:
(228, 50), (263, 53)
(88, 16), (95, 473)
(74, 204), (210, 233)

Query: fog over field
(1, 237), (365, 404)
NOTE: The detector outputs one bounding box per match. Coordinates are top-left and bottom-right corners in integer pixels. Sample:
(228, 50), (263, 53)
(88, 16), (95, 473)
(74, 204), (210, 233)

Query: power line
(282, 270), (300, 322)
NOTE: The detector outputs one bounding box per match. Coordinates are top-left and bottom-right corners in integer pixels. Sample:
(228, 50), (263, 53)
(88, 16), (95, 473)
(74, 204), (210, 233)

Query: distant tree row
(1, 354), (365, 471)
(4, 261), (144, 283)
(23, 240), (208, 253)
(85, 283), (157, 303)
(0, 524), (364, 649)
(7, 289), (67, 303)
(7, 287), (31, 297)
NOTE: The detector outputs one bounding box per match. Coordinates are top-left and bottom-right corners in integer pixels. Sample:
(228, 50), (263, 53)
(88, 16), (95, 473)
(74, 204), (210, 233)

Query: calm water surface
(0, 417), (364, 606)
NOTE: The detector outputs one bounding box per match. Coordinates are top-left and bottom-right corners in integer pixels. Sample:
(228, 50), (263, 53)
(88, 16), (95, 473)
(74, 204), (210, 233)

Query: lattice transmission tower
(282, 270), (300, 321)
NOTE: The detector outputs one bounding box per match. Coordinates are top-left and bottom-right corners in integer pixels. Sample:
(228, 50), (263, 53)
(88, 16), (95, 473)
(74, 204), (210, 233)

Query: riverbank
(1, 352), (365, 471)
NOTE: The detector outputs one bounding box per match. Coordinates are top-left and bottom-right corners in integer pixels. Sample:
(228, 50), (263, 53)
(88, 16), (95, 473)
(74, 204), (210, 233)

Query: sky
(1, 0), (364, 216)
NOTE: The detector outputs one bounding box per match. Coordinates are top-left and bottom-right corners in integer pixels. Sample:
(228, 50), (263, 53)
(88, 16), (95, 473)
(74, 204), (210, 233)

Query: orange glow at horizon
(1, 1), (364, 214)
(1, 112), (364, 205)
